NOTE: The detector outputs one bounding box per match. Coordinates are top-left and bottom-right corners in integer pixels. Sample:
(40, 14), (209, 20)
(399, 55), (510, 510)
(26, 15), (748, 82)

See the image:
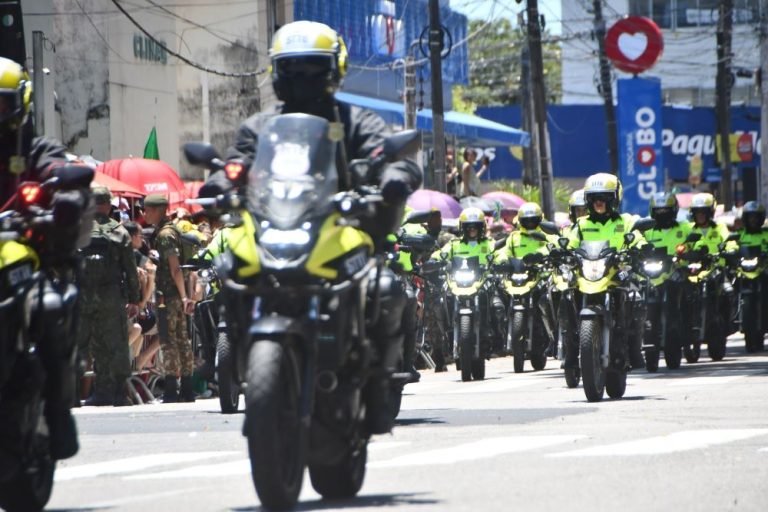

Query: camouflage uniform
(77, 211), (140, 403)
(155, 218), (194, 376)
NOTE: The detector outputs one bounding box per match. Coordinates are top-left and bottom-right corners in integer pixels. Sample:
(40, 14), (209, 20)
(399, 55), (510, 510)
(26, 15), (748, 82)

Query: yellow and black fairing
(446, 255), (490, 364)
(0, 238), (40, 387)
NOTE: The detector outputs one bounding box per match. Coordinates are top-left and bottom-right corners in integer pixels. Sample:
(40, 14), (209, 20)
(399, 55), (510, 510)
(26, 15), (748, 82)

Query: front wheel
(511, 311), (526, 374)
(309, 442), (367, 499)
(605, 369), (627, 399)
(664, 317), (683, 370)
(459, 316), (473, 382)
(530, 318), (548, 371)
(564, 367), (581, 389)
(471, 358), (485, 380)
(684, 343), (701, 363)
(244, 340), (306, 511)
(0, 447), (55, 512)
(742, 295), (763, 353)
(579, 317), (605, 402)
(216, 332), (240, 414)
(644, 348), (660, 373)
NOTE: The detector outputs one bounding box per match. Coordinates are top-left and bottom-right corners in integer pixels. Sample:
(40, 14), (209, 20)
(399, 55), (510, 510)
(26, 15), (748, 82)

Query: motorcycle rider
(567, 172), (647, 369)
(732, 201), (768, 252)
(200, 21), (421, 433)
(565, 189), (587, 235)
(0, 56), (92, 460)
(643, 192), (692, 255)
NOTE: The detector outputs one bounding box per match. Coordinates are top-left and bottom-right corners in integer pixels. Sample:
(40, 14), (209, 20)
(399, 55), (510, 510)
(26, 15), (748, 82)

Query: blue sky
(450, 0), (562, 35)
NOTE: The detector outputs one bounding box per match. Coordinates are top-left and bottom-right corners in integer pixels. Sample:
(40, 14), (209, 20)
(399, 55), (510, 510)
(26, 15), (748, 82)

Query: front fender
(249, 316), (312, 344)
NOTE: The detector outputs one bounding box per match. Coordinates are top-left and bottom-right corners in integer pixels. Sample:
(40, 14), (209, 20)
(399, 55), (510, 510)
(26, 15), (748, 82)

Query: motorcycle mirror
(624, 232), (636, 246)
(540, 220), (559, 235)
(382, 130), (421, 162)
(401, 233), (436, 251)
(404, 210), (432, 225)
(494, 238), (507, 251)
(632, 217), (656, 232)
(558, 237), (569, 249)
(50, 165), (95, 190)
(528, 231), (547, 242)
(183, 142), (224, 170)
(685, 232), (702, 243)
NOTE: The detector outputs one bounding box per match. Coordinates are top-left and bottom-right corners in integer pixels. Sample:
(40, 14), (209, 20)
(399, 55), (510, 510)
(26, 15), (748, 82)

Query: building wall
(560, 0), (760, 106)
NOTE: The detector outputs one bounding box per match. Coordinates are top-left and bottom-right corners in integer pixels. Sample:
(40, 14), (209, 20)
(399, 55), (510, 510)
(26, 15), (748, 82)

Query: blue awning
(335, 92), (530, 147)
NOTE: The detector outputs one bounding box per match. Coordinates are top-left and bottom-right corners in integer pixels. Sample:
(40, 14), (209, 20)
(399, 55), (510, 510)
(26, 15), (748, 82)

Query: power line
(109, 0), (266, 78)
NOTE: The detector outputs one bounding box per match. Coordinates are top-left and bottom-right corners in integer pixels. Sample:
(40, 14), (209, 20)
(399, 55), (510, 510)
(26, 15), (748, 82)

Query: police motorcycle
(387, 210), (437, 415)
(495, 224), (558, 374)
(679, 242), (732, 363)
(726, 238), (766, 353)
(637, 232), (701, 372)
(184, 113), (420, 510)
(548, 238), (581, 387)
(572, 218), (655, 402)
(0, 167), (94, 511)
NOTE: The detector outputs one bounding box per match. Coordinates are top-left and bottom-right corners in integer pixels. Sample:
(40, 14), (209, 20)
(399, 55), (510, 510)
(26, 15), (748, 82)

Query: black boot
(180, 376), (196, 402)
(163, 375), (179, 403)
(113, 379), (130, 407)
(48, 408), (79, 460)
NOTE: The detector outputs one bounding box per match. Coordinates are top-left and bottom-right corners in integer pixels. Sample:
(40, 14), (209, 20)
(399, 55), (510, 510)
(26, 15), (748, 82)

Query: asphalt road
(47, 336), (768, 512)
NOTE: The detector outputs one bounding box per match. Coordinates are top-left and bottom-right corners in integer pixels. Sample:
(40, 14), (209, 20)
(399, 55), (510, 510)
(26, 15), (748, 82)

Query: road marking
(550, 429), (768, 457)
(125, 459), (250, 480)
(55, 452), (237, 481)
(668, 375), (744, 386)
(368, 435), (583, 468)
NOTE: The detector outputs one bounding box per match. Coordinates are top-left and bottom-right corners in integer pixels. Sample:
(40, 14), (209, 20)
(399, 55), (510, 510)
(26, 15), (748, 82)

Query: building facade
(561, 0), (762, 106)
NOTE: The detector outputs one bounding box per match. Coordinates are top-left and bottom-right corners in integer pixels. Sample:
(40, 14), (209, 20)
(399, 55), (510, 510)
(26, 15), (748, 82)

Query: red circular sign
(736, 132), (754, 162)
(637, 147), (656, 167)
(605, 16), (664, 74)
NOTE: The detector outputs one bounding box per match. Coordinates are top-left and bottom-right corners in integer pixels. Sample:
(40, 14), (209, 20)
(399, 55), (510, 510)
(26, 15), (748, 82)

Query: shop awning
(335, 92), (530, 147)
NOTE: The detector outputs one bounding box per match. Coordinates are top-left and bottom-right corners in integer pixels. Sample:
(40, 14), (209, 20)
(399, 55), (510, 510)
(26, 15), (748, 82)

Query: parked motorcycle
(184, 113), (420, 510)
(0, 168), (93, 511)
(573, 221), (652, 402)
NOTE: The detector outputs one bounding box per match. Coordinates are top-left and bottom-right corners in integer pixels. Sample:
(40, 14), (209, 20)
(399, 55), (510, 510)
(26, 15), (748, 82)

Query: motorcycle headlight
(741, 257), (759, 272)
(453, 269), (476, 286)
(581, 259), (607, 282)
(511, 272), (528, 285)
(260, 228), (311, 259)
(643, 260), (664, 278)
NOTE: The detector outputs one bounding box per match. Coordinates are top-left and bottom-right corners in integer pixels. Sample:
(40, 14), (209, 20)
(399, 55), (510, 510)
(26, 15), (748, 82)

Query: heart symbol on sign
(618, 32), (648, 61)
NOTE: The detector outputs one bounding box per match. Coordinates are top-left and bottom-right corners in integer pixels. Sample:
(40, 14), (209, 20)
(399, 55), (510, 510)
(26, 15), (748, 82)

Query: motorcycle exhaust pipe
(316, 370), (338, 393)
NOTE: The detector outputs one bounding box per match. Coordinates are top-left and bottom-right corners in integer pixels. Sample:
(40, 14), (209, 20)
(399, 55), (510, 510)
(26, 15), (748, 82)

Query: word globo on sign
(605, 16), (663, 75)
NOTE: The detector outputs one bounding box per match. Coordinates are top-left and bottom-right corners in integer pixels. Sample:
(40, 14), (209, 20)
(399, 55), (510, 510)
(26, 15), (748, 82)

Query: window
(629, 0), (760, 29)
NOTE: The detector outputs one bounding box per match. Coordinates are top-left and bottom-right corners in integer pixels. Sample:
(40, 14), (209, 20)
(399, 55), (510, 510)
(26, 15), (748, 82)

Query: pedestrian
(459, 149), (489, 197)
(143, 194), (197, 402)
(77, 186), (141, 406)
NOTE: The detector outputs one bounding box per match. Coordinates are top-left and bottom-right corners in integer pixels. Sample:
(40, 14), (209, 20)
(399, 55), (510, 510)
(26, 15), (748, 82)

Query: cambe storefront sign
(133, 33), (168, 64)
(616, 77), (665, 215)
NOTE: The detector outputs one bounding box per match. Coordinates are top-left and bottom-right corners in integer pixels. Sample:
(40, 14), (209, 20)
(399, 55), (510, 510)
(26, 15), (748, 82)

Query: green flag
(143, 127), (160, 160)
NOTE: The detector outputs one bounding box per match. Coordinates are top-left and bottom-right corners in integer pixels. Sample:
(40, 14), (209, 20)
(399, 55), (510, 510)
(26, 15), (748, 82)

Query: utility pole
(520, 42), (537, 187)
(526, 0), (555, 219)
(716, 0), (734, 209)
(404, 55), (417, 130)
(760, 7), (768, 207)
(593, 0), (618, 174)
(31, 31), (45, 136)
(428, 0), (447, 193)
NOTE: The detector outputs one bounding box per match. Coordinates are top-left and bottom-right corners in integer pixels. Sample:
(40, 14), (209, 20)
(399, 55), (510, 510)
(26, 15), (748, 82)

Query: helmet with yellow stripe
(584, 172), (622, 217)
(459, 207), (486, 240)
(270, 21), (348, 105)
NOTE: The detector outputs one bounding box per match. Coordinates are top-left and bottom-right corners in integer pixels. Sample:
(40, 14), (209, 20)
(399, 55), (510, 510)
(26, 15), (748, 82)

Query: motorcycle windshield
(248, 114), (338, 229)
(580, 240), (611, 260)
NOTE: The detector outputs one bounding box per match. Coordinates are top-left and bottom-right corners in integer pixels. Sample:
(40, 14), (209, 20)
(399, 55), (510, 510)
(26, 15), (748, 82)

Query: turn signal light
(225, 162), (244, 181)
(675, 243), (686, 255)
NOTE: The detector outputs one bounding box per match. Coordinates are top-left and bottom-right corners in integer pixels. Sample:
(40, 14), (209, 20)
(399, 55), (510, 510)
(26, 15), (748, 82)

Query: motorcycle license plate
(7, 264), (32, 286)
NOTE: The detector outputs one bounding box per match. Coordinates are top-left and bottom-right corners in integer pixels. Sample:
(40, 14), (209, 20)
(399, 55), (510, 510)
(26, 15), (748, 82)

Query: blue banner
(615, 77), (665, 215)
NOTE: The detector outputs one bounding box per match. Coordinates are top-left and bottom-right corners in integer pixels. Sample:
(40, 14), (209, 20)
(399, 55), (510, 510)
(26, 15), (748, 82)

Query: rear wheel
(244, 340), (306, 510)
(708, 317), (727, 361)
(579, 317), (605, 402)
(605, 369), (627, 399)
(530, 319), (548, 371)
(459, 316), (473, 382)
(644, 348), (660, 373)
(216, 332), (240, 414)
(684, 343), (701, 363)
(309, 441), (367, 500)
(511, 311), (526, 374)
(471, 358), (485, 380)
(664, 316), (683, 370)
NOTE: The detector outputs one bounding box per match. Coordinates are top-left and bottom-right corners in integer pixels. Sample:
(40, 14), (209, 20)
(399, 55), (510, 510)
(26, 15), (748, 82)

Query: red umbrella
(184, 180), (204, 199)
(482, 190), (526, 209)
(96, 158), (188, 210)
(92, 171), (145, 198)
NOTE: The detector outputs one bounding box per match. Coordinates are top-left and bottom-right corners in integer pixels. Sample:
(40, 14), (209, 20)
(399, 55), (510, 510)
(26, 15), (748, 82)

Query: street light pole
(428, 0), (447, 193)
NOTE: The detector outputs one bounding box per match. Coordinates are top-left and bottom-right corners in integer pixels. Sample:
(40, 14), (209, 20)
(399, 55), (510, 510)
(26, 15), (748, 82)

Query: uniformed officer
(78, 186), (141, 406)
